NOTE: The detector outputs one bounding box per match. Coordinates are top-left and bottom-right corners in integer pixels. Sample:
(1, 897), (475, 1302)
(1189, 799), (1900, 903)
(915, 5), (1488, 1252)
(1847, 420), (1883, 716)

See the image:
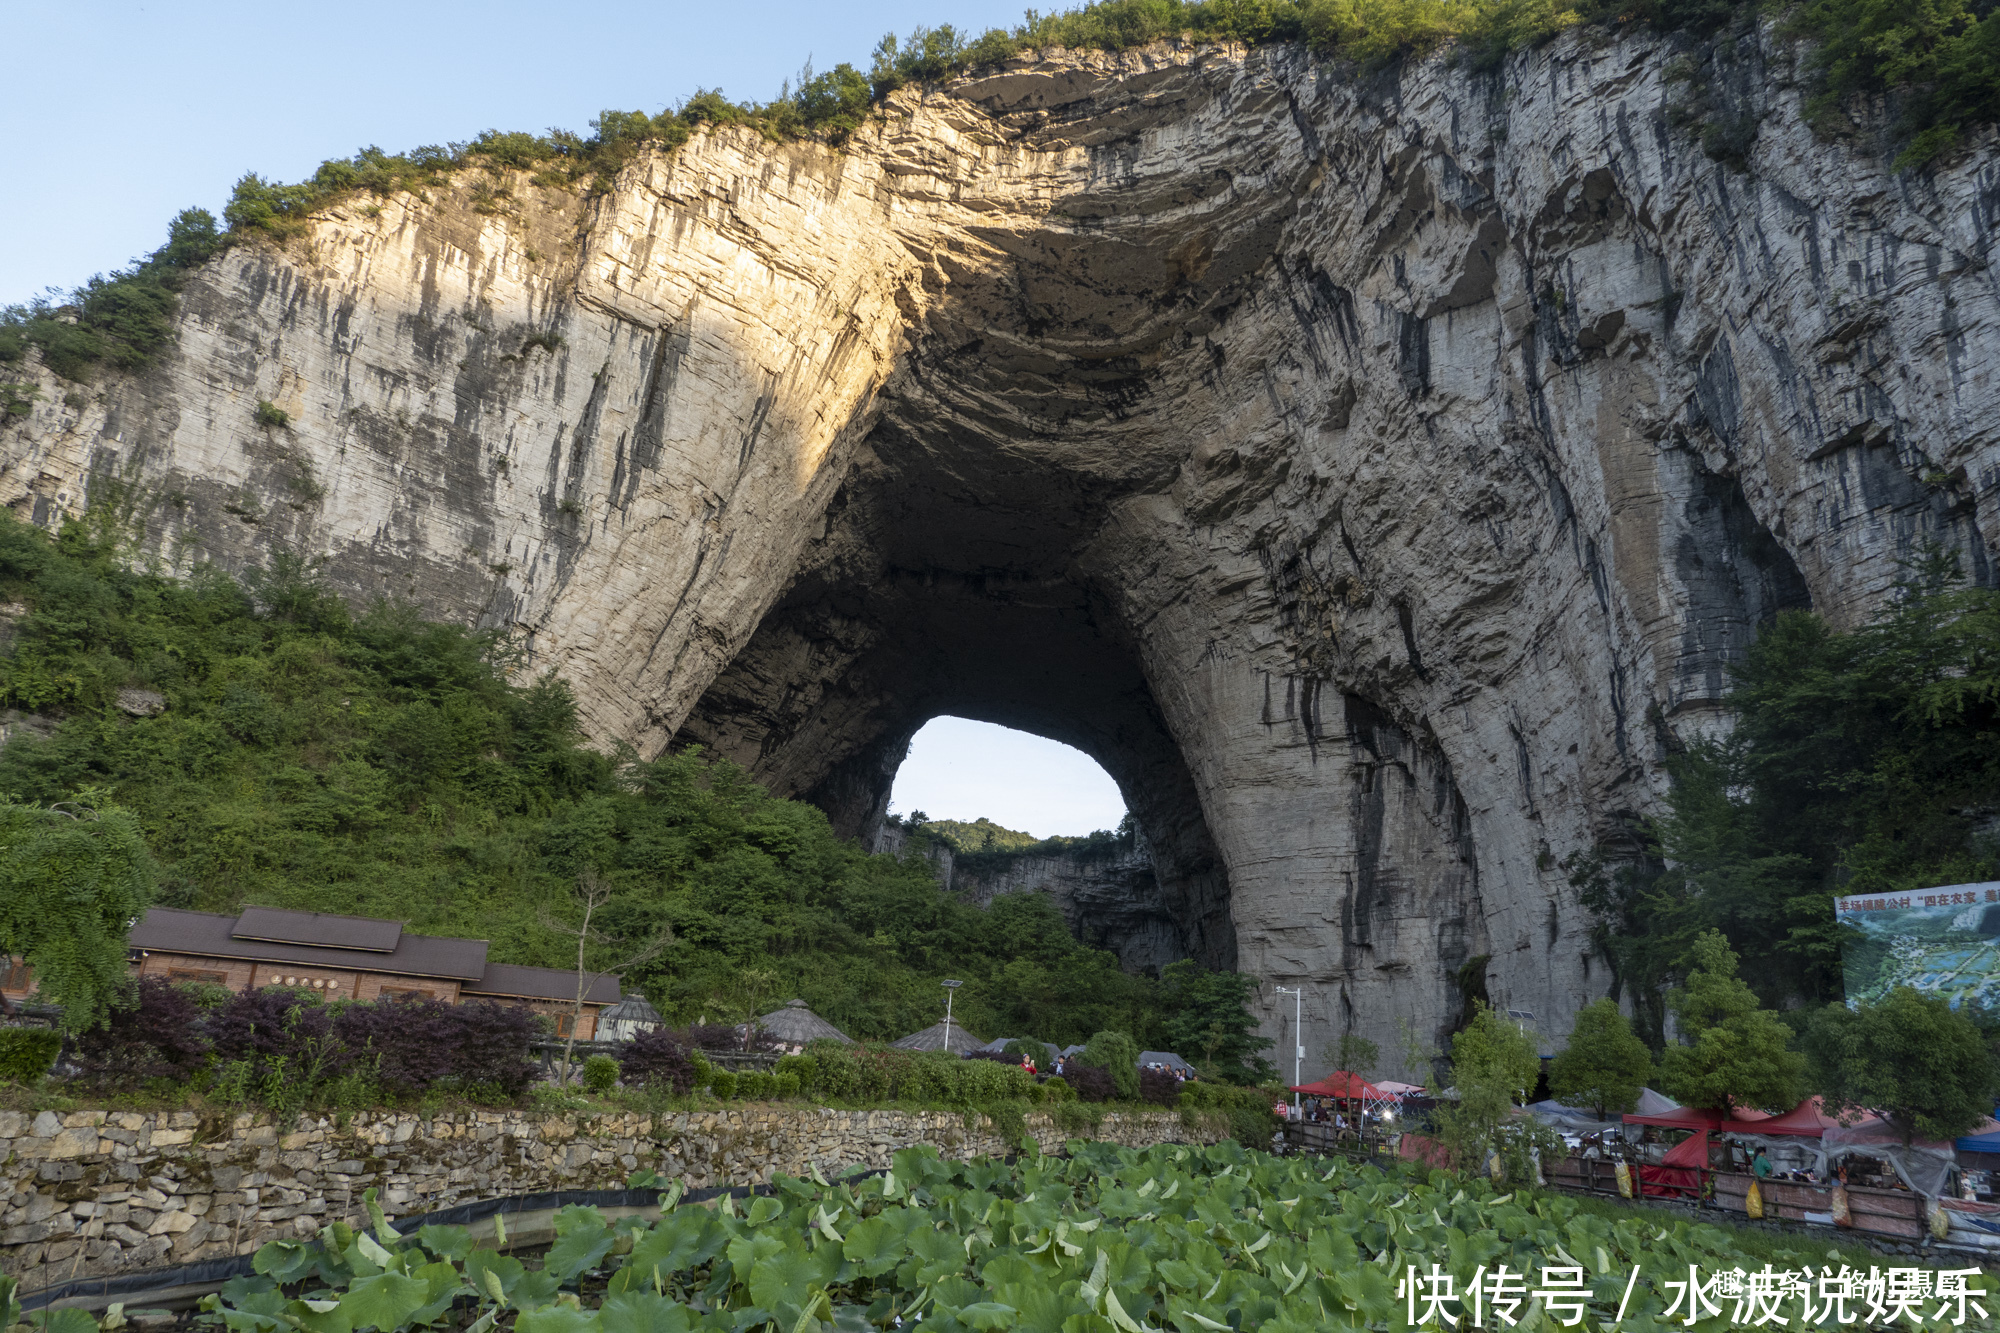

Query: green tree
(1548, 999), (1652, 1118)
(1658, 930), (1805, 1112)
(1435, 1001), (1549, 1179)
(1581, 552), (2000, 1016)
(1450, 1000), (1541, 1101)
(1082, 1029), (1141, 1101)
(0, 793), (154, 1030)
(1322, 1032), (1379, 1079)
(1158, 961), (1275, 1084)
(1802, 986), (2000, 1143)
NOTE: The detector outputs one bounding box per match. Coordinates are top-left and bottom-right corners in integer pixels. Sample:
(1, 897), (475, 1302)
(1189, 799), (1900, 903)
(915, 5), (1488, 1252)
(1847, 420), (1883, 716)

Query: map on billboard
(1837, 883), (2000, 1007)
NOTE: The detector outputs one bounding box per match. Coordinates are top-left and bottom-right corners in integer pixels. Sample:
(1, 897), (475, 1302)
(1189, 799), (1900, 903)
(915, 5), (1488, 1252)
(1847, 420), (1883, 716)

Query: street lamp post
(1274, 985), (1303, 1115)
(941, 979), (963, 1053)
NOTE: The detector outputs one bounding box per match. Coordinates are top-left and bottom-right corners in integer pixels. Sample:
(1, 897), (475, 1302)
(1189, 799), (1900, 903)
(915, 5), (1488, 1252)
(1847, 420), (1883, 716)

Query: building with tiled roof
(127, 907), (620, 1038)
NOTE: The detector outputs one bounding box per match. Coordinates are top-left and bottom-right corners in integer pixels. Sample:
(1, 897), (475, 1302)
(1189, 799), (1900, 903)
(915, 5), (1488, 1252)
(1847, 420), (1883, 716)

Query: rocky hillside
(1, 28), (1994, 1080)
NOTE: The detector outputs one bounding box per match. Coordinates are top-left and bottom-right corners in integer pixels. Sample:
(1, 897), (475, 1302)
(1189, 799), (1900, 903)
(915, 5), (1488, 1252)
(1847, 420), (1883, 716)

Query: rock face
(3, 27), (1996, 1080)
(876, 825), (1184, 972)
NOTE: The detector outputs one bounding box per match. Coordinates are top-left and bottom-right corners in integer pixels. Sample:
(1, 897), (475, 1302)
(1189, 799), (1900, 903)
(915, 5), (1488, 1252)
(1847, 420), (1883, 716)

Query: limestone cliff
(874, 824), (1184, 973)
(3, 26), (1996, 1081)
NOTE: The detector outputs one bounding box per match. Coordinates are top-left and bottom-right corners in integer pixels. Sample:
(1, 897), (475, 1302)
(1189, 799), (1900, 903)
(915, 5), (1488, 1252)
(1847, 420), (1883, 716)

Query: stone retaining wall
(0, 1105), (1222, 1280)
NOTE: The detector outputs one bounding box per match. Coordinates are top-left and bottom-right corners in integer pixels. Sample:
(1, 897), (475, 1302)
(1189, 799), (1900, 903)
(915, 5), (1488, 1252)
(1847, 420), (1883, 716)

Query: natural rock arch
(1, 34), (1994, 1078)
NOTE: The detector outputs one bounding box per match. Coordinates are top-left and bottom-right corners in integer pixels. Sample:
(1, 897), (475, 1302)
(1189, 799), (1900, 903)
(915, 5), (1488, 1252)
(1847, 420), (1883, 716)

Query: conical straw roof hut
(891, 1020), (984, 1055)
(757, 998), (852, 1046)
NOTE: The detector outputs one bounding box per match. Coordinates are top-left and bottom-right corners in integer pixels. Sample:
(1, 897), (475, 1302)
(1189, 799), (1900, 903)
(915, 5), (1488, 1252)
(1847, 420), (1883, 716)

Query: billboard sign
(1836, 882), (2000, 1007)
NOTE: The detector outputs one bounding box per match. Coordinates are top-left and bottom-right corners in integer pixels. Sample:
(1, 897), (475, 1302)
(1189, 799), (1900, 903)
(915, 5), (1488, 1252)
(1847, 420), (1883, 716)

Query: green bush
(774, 1052), (816, 1085)
(255, 400), (290, 428)
(737, 1070), (775, 1100)
(1083, 1029), (1141, 1100)
(690, 1050), (713, 1091)
(1052, 1099), (1104, 1132)
(709, 1068), (738, 1100)
(773, 1071), (801, 1099)
(803, 1041), (860, 1100)
(1040, 1075), (1075, 1104)
(0, 1028), (61, 1084)
(582, 1054), (620, 1093)
(1, 208), (224, 381)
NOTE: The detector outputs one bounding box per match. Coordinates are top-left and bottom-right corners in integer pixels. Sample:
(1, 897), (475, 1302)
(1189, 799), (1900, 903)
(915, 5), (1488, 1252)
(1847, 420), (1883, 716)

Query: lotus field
(7, 1141), (1992, 1332)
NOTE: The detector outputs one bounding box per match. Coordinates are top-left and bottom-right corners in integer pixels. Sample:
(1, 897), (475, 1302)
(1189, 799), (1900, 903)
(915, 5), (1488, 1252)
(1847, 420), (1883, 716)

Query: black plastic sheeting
(19, 1174), (876, 1313)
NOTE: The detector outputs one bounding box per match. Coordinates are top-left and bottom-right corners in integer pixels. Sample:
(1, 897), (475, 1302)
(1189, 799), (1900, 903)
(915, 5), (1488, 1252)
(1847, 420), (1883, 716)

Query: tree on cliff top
(1658, 930), (1805, 1112)
(1548, 998), (1652, 1118)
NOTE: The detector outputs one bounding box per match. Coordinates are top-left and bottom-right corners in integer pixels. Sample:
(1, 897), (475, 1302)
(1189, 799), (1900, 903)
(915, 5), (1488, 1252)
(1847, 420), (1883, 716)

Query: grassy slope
(0, 513), (1169, 1048)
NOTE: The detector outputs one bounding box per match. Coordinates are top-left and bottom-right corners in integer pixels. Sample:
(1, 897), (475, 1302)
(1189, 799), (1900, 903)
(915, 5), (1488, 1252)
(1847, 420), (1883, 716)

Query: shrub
(773, 1052), (816, 1085)
(582, 1054), (620, 1093)
(1065, 1063), (1117, 1103)
(900, 1050), (963, 1103)
(0, 1029), (61, 1084)
(1040, 1076), (1075, 1104)
(71, 976), (210, 1082)
(0, 208), (224, 380)
(206, 987), (346, 1077)
(710, 1068), (739, 1100)
(1053, 1099), (1104, 1133)
(803, 1040), (860, 1099)
(334, 993), (457, 1095)
(449, 1001), (539, 1097)
(737, 1070), (776, 1100)
(255, 400), (290, 428)
(618, 1029), (698, 1094)
(1140, 1066), (1182, 1107)
(1082, 1030), (1140, 1100)
(773, 1071), (801, 1099)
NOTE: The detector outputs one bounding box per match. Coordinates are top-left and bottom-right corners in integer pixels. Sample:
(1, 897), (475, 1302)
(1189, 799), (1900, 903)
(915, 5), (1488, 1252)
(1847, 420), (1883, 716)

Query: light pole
(1274, 985), (1303, 1115)
(941, 979), (963, 1053)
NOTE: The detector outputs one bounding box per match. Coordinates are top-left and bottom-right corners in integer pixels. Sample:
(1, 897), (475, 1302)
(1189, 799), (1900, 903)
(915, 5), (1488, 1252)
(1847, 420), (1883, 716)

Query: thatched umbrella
(758, 998), (852, 1048)
(891, 1021), (985, 1055)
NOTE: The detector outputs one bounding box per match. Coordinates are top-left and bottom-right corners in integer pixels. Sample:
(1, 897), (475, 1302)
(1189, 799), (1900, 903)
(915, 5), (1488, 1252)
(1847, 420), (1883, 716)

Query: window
(168, 969), (229, 986)
(0, 958), (32, 990)
(381, 986), (437, 1001)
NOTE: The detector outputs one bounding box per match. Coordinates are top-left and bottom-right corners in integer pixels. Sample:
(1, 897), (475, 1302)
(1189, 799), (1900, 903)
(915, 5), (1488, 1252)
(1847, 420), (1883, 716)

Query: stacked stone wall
(0, 1105), (1223, 1280)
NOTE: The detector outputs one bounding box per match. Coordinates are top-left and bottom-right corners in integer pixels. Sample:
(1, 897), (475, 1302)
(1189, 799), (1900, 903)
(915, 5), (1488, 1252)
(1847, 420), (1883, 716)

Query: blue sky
(2, 0), (1030, 305)
(891, 718), (1128, 838)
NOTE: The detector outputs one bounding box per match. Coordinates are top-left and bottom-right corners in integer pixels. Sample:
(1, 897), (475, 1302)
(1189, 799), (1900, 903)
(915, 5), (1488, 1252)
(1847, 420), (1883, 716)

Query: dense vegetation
(1574, 551), (2000, 1038)
(0, 512), (1261, 1058)
(913, 815), (1130, 858)
(0, 208), (223, 383)
(7, 1140), (1963, 1333)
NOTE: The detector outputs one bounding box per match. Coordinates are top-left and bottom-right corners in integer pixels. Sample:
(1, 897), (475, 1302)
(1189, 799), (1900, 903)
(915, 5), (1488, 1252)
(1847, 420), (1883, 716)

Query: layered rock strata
(2, 27), (1995, 1079)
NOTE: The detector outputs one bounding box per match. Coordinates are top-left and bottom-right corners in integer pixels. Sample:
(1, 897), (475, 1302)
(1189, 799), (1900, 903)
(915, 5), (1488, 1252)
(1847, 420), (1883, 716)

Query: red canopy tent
(1290, 1071), (1382, 1099)
(1623, 1105), (1773, 1131)
(1624, 1105), (1727, 1131)
(1639, 1131), (1711, 1198)
(1737, 1096), (1841, 1138)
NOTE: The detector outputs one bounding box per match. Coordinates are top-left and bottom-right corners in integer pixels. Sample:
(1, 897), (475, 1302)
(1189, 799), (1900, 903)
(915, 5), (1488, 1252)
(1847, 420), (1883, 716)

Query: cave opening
(888, 716), (1127, 839)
